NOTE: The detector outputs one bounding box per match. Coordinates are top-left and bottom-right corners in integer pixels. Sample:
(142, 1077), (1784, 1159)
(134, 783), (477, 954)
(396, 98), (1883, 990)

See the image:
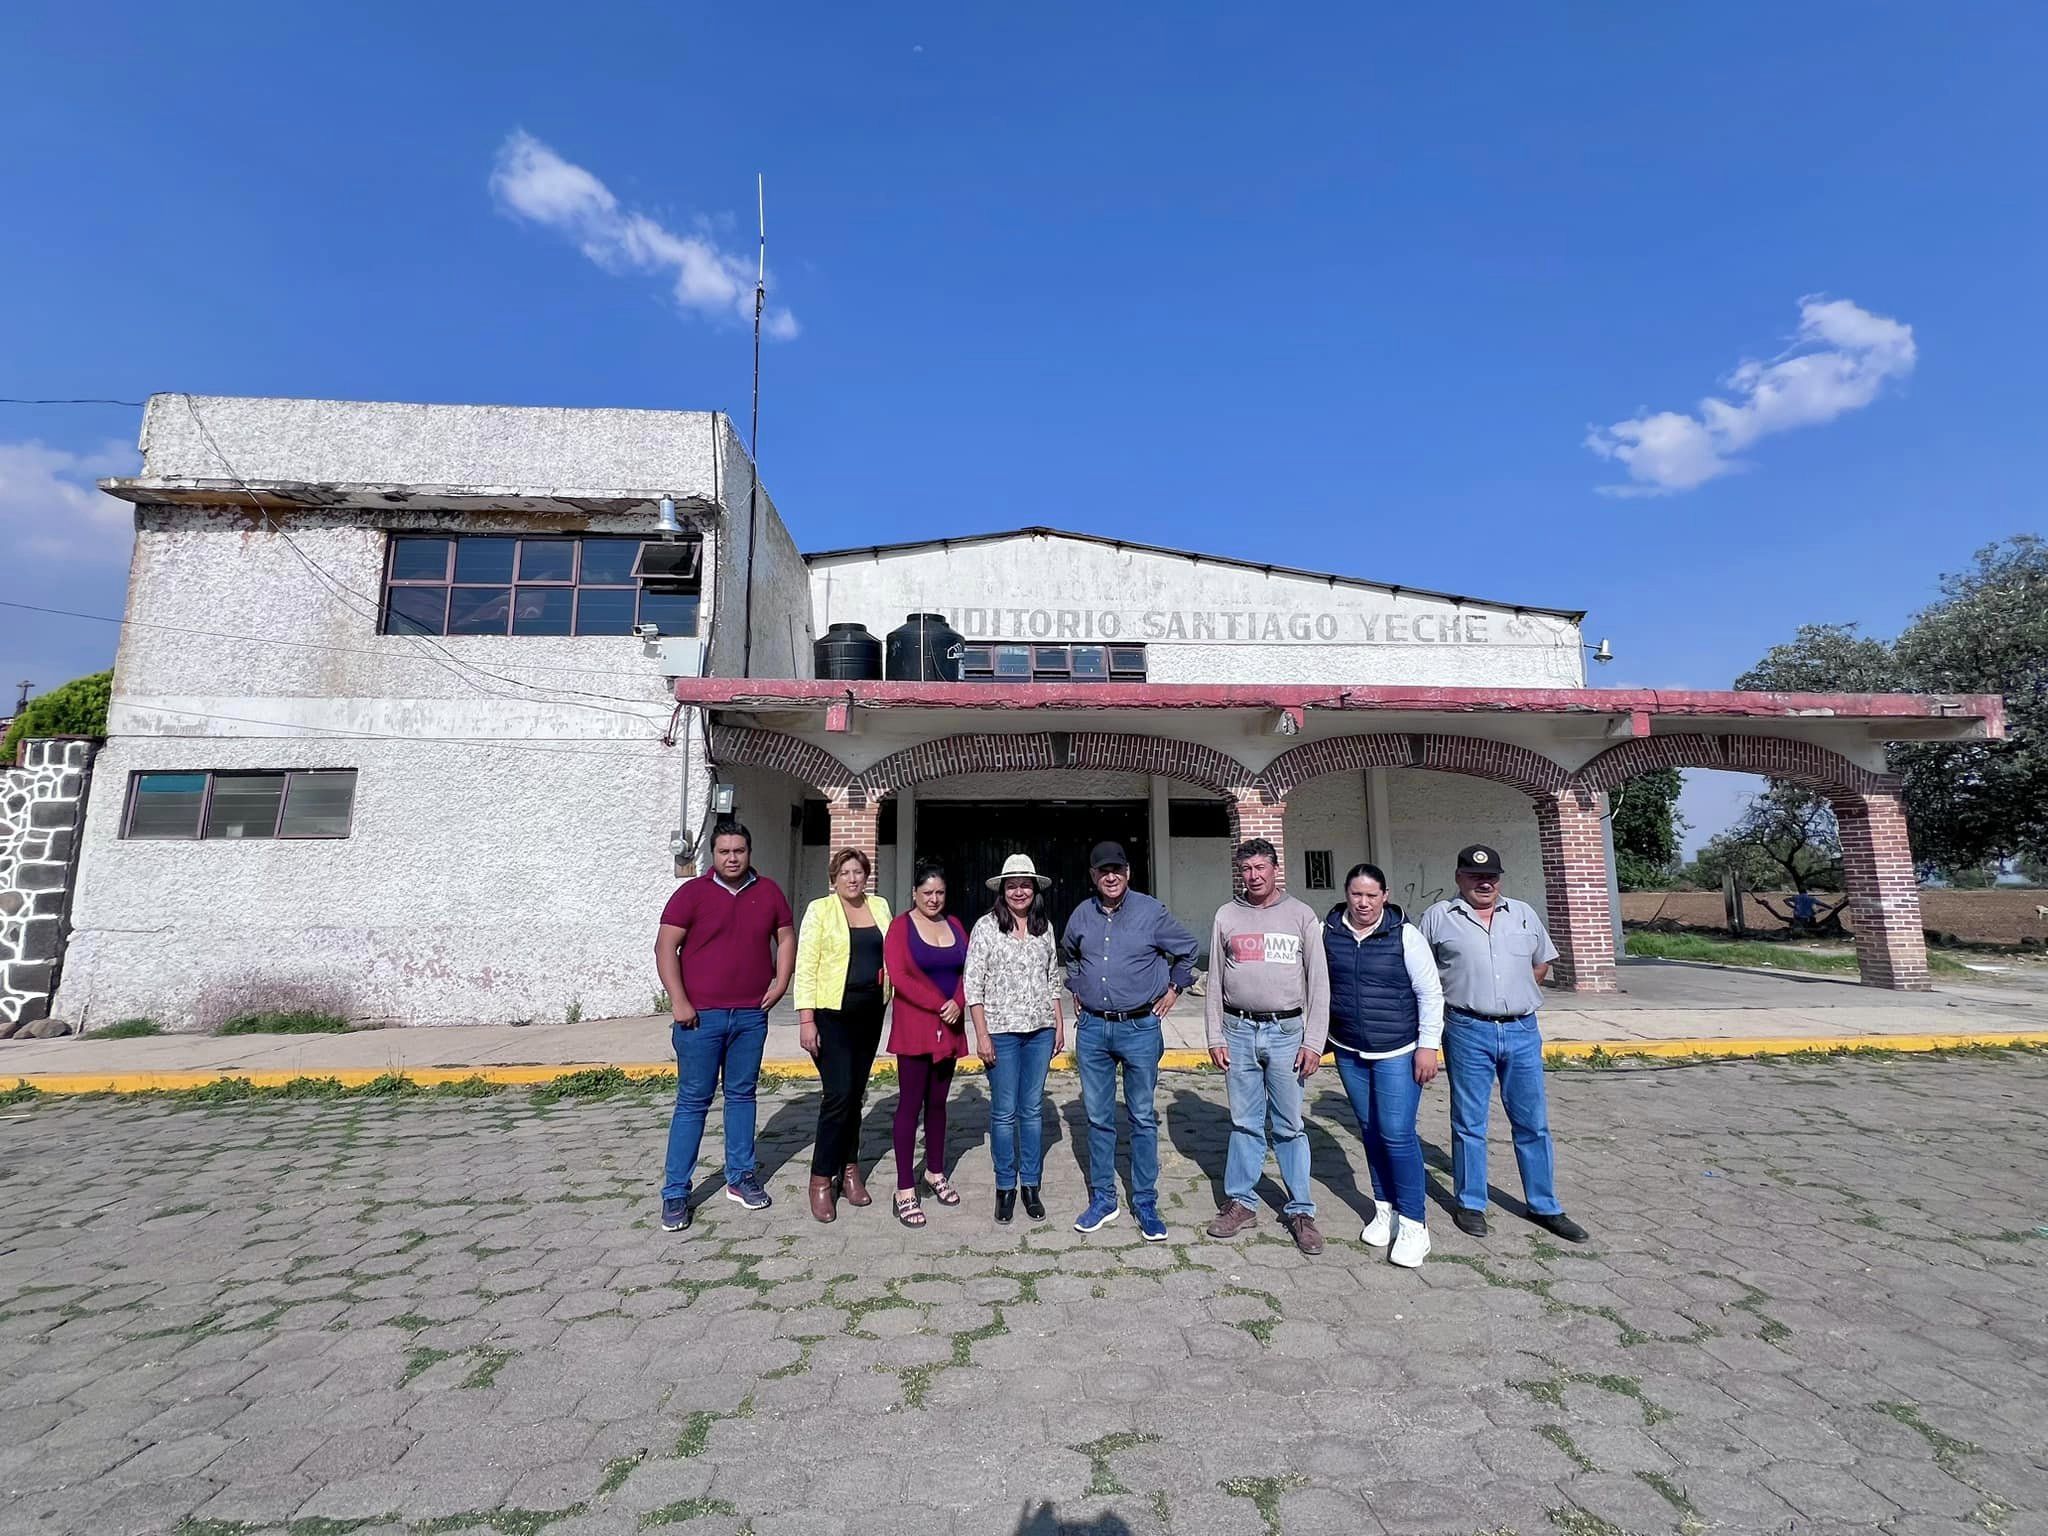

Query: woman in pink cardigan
(883, 860), (970, 1227)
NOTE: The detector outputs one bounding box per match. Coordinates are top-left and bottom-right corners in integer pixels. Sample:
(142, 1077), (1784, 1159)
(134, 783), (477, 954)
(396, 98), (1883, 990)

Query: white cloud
(491, 131), (799, 339)
(0, 440), (136, 559)
(1586, 296), (1915, 496)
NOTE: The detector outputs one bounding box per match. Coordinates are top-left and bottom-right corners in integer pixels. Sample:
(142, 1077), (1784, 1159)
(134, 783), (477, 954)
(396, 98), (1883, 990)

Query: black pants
(811, 991), (886, 1177)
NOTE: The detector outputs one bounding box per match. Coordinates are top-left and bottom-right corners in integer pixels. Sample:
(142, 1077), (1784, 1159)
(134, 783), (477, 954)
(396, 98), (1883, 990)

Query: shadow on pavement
(1015, 1502), (1135, 1535)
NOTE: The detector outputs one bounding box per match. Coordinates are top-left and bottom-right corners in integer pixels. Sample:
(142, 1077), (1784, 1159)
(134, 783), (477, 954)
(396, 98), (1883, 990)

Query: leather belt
(1086, 998), (1164, 1023)
(1227, 1007), (1303, 1024)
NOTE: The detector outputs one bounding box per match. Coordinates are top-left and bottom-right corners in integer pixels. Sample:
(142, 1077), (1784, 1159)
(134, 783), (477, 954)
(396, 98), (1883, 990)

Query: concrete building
(48, 395), (809, 1030)
(17, 394), (2004, 1032)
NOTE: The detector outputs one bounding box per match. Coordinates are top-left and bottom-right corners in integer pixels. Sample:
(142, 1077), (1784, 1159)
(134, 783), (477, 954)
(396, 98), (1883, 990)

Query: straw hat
(985, 854), (1052, 891)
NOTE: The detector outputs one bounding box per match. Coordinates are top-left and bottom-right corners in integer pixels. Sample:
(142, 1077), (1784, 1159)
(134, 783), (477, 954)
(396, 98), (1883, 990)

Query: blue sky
(4, 3), (2044, 846)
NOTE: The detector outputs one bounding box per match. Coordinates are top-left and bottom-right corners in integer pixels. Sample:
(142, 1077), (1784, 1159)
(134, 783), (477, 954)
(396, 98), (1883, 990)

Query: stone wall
(0, 738), (96, 1033)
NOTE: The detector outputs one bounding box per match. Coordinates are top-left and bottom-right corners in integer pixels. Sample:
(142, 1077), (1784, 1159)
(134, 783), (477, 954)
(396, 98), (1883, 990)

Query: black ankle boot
(995, 1189), (1017, 1224)
(1020, 1185), (1044, 1221)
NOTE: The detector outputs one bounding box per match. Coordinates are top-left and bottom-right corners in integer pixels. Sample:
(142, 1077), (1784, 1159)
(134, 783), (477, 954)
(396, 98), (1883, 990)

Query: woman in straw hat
(964, 854), (1067, 1224)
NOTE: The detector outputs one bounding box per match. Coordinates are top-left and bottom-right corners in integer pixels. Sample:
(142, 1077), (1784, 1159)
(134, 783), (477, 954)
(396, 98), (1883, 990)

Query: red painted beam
(671, 678), (2005, 734)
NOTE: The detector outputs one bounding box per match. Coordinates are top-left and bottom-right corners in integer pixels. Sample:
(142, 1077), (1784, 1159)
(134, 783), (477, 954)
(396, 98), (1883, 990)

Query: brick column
(1227, 789), (1286, 892)
(1533, 786), (1618, 993)
(827, 789), (882, 893)
(1831, 789), (1930, 991)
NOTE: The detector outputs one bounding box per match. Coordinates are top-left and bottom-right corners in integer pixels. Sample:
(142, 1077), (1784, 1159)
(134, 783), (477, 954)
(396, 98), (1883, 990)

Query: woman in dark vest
(1323, 863), (1444, 1268)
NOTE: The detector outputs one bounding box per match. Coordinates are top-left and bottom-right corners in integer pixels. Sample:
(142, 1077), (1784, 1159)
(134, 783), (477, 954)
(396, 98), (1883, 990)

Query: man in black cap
(1416, 843), (1589, 1243)
(1060, 840), (1198, 1240)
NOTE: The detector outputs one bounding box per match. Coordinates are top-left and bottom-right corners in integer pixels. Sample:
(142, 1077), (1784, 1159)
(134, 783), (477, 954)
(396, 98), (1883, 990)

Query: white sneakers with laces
(1389, 1215), (1431, 1269)
(1360, 1204), (1394, 1248)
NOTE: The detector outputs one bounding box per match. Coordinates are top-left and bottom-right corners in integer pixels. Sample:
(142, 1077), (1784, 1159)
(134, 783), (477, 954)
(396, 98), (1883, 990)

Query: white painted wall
(810, 531), (1584, 687)
(1282, 772), (1372, 914)
(1379, 770), (1543, 918)
(60, 734), (693, 1030)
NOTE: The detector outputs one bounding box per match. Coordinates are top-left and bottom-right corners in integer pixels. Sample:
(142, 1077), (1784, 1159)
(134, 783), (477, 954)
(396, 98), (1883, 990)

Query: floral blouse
(963, 913), (1064, 1035)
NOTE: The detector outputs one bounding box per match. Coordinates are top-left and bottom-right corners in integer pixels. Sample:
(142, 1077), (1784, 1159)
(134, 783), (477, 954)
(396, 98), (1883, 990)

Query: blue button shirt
(1060, 890), (1198, 1015)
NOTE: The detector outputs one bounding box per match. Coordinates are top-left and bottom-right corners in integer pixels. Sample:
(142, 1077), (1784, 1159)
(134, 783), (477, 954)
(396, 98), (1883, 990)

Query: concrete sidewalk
(4, 959), (2044, 1092)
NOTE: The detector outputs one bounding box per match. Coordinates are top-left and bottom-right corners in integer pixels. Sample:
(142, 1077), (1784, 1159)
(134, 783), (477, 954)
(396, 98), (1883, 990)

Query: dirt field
(1622, 887), (2048, 945)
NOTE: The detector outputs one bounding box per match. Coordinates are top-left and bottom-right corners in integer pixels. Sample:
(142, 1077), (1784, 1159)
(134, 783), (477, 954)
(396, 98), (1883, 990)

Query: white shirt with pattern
(963, 912), (1064, 1035)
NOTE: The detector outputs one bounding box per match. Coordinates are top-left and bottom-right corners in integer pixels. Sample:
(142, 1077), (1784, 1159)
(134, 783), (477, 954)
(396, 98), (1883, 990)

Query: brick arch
(1571, 733), (1895, 797)
(707, 725), (857, 795)
(856, 731), (1254, 797)
(1256, 732), (1570, 799)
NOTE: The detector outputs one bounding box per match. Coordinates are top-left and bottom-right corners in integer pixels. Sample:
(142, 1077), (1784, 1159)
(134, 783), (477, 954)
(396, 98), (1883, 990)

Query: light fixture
(1587, 638), (1614, 665)
(655, 495), (682, 539)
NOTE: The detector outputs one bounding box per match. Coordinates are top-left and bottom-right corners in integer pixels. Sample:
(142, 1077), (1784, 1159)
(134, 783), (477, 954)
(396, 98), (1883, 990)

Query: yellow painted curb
(4, 1033), (2040, 1098)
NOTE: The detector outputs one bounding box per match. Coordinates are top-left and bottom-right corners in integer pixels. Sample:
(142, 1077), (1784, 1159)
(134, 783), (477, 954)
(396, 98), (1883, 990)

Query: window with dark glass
(959, 642), (1146, 682)
(1304, 850), (1335, 890)
(380, 534), (702, 638)
(123, 770), (358, 840)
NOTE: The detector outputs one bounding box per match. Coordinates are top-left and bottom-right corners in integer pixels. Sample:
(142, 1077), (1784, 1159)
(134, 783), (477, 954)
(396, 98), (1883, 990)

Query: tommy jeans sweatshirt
(1204, 893), (1331, 1053)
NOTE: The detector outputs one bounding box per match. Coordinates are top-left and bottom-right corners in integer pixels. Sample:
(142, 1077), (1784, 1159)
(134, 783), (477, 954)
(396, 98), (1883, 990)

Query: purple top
(908, 920), (967, 1003)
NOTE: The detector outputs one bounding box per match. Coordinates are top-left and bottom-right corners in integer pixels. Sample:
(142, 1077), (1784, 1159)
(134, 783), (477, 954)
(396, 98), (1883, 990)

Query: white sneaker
(1389, 1217), (1431, 1269)
(1360, 1203), (1393, 1247)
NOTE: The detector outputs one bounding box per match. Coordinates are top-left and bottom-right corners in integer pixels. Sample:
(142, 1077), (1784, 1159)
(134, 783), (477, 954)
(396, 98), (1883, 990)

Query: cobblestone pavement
(2, 1057), (2045, 1536)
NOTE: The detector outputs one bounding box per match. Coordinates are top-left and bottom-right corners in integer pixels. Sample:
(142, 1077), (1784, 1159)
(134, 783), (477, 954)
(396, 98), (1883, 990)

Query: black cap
(1456, 843), (1505, 875)
(1089, 841), (1130, 870)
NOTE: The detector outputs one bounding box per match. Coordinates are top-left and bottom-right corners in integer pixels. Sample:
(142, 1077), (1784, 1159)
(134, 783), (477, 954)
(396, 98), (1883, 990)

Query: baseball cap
(1456, 843), (1504, 875)
(1088, 841), (1130, 870)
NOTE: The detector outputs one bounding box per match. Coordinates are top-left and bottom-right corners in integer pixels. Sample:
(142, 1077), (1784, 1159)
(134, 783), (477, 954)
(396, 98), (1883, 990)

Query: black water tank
(814, 622), (883, 681)
(885, 612), (965, 681)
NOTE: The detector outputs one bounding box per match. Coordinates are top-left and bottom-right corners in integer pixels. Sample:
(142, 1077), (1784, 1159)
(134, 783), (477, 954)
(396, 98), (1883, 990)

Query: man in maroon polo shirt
(654, 820), (795, 1232)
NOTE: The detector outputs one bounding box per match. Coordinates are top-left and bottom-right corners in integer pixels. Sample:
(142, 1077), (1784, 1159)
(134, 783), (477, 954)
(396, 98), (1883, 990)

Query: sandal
(922, 1171), (962, 1207)
(894, 1191), (927, 1228)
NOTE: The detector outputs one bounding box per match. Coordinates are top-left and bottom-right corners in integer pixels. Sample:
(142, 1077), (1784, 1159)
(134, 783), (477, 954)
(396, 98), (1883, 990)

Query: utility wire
(0, 396), (146, 407)
(0, 598), (687, 682)
(126, 702), (676, 764)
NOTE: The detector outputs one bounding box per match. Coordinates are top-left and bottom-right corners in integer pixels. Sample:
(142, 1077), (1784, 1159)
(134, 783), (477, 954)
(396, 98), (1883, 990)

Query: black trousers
(811, 991), (886, 1177)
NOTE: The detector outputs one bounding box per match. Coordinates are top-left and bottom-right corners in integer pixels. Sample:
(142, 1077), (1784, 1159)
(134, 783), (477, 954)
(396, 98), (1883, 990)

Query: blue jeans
(1222, 1014), (1313, 1217)
(1333, 1049), (1426, 1222)
(988, 1027), (1057, 1189)
(661, 1008), (768, 1202)
(1443, 1010), (1560, 1216)
(1074, 1010), (1163, 1205)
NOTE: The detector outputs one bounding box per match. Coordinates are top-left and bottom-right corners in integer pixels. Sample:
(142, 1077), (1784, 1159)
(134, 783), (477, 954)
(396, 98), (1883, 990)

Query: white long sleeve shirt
(1333, 910), (1445, 1059)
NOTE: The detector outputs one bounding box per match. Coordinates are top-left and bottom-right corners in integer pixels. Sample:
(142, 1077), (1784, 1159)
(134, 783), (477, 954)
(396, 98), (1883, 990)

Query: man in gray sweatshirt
(1204, 839), (1332, 1254)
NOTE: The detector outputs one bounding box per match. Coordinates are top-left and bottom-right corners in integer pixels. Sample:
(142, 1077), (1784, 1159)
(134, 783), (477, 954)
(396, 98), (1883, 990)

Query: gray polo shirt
(1416, 896), (1559, 1019)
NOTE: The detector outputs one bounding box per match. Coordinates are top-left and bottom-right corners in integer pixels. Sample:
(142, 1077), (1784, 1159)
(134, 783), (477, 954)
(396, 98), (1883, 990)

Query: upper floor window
(958, 643), (1146, 682)
(380, 534), (703, 638)
(123, 770), (358, 840)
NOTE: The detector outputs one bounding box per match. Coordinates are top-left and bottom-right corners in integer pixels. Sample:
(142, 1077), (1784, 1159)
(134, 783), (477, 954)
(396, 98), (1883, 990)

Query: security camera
(635, 623), (661, 641)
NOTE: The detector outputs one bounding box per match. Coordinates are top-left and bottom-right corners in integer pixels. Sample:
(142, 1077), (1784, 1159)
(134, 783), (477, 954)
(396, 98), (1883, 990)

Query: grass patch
(216, 1009), (351, 1035)
(638, 1500), (737, 1529)
(1549, 1510), (1627, 1536)
(1875, 1401), (1980, 1470)
(1218, 1473), (1306, 1536)
(1637, 1470), (1698, 1516)
(531, 1066), (646, 1104)
(1624, 929), (1968, 976)
(596, 1450), (646, 1496)
(1535, 1424), (1595, 1472)
(461, 1346), (516, 1389)
(1071, 1432), (1161, 1497)
(90, 1017), (163, 1038)
(414, 1511), (586, 1536)
(0, 1079), (37, 1108)
(400, 1346), (455, 1384)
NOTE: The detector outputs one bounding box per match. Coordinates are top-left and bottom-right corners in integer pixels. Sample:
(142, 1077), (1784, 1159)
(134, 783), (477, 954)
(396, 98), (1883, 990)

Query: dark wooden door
(912, 801), (1151, 928)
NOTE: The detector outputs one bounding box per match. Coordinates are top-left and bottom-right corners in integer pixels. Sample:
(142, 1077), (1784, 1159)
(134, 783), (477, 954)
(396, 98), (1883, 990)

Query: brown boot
(1283, 1212), (1325, 1256)
(840, 1162), (872, 1207)
(1206, 1202), (1258, 1239)
(808, 1175), (838, 1223)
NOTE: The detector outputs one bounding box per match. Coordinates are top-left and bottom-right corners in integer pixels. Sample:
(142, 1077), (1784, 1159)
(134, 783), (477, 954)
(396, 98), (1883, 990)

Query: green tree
(1720, 781), (1844, 892)
(1609, 767), (1686, 890)
(1683, 834), (1783, 892)
(1890, 536), (2048, 869)
(2, 670), (112, 764)
(1735, 622), (1900, 694)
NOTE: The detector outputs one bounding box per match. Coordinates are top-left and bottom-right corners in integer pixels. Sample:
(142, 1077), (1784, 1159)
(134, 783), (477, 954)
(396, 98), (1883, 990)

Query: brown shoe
(840, 1163), (872, 1207)
(808, 1175), (838, 1223)
(1205, 1202), (1258, 1239)
(1283, 1213), (1325, 1256)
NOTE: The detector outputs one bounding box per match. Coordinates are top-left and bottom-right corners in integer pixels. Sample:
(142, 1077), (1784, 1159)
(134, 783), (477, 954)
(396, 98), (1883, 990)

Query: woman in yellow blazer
(794, 848), (892, 1222)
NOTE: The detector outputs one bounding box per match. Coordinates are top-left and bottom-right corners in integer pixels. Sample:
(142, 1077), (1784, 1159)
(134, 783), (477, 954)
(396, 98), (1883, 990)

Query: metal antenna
(12, 679), (31, 714)
(741, 173), (766, 675)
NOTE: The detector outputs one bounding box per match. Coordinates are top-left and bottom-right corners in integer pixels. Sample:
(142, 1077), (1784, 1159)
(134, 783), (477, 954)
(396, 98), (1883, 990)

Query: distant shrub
(90, 1018), (163, 1039)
